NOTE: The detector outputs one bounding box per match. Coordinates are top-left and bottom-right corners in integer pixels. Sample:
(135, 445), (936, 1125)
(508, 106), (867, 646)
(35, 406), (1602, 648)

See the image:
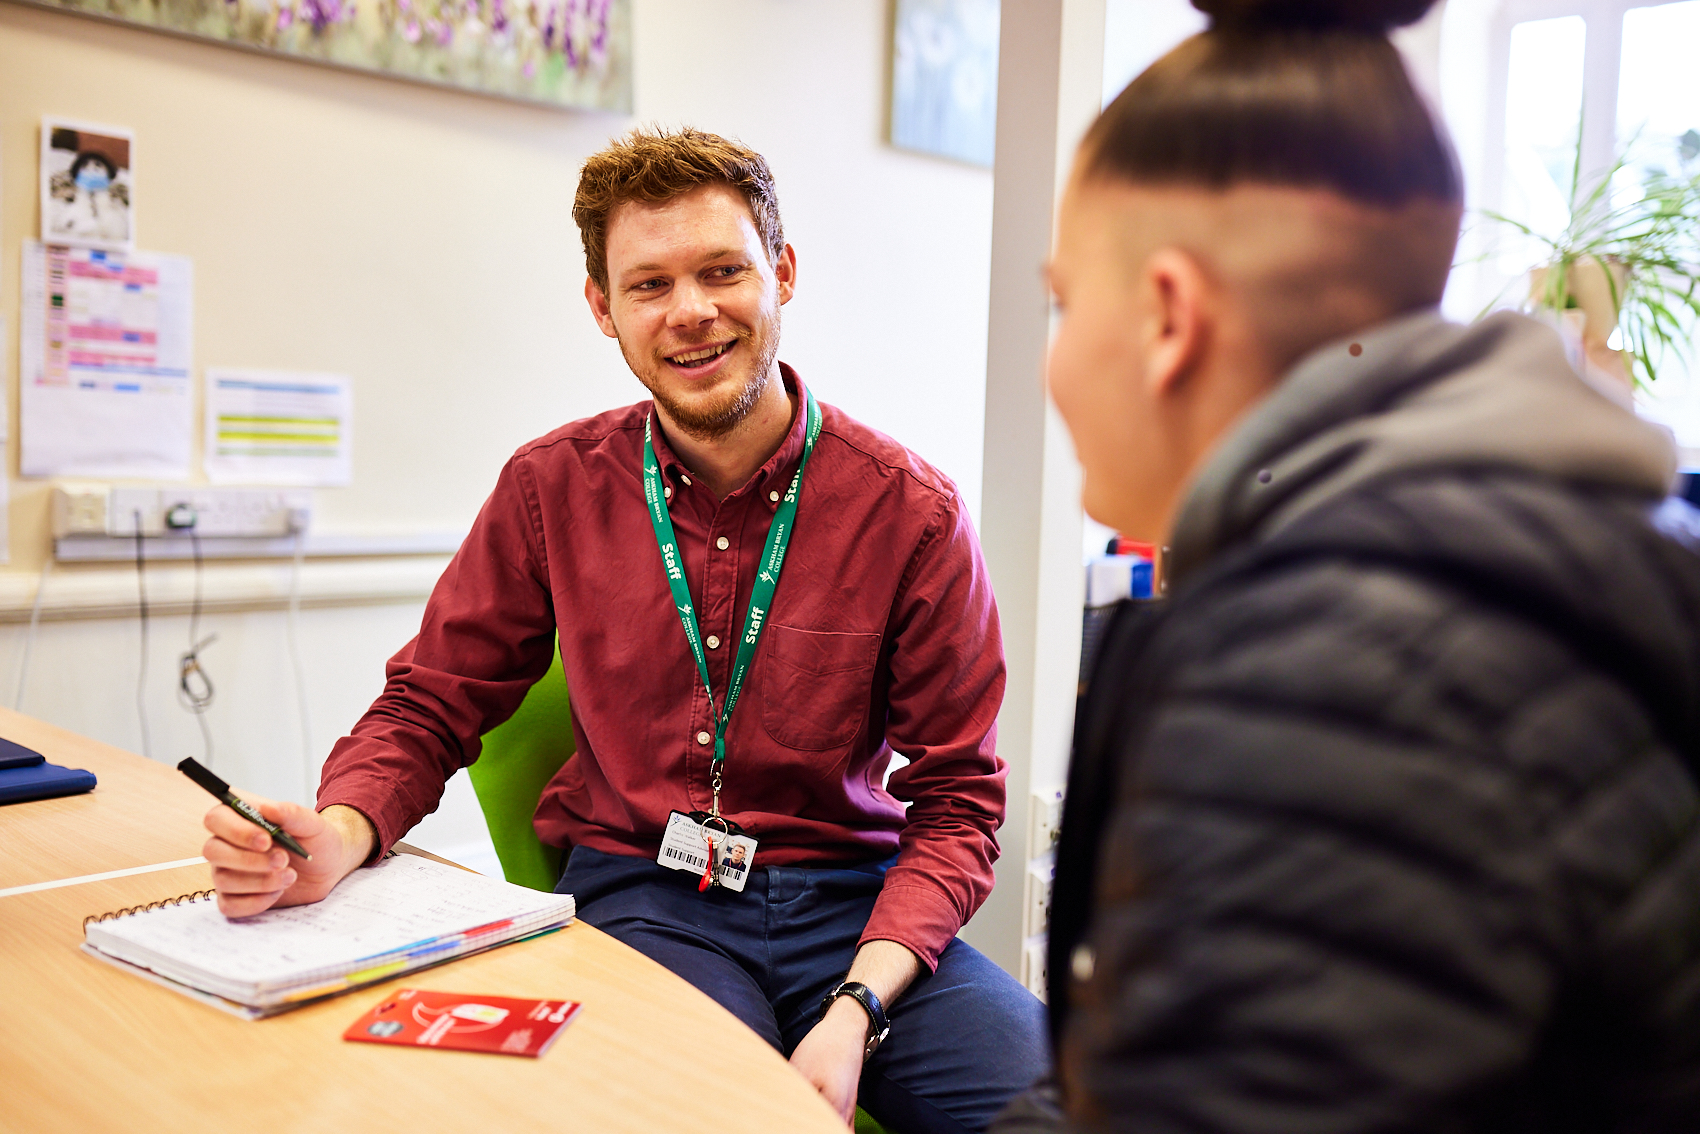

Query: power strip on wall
(53, 484), (312, 539)
(51, 484), (317, 562)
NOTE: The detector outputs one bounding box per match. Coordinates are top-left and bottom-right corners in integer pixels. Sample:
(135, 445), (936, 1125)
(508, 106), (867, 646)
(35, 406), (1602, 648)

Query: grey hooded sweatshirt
(1169, 309), (1677, 584)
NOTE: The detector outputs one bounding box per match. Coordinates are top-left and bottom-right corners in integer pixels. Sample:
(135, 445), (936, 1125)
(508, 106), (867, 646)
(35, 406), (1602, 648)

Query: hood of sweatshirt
(1167, 310), (1677, 584)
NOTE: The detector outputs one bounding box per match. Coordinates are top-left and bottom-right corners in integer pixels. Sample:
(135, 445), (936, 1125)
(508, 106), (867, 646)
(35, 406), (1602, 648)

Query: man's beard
(626, 319), (782, 442)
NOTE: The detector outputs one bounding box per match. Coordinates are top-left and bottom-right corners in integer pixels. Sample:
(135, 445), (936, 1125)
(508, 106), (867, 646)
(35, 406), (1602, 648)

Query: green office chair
(467, 645), (576, 893)
(468, 650), (893, 1134)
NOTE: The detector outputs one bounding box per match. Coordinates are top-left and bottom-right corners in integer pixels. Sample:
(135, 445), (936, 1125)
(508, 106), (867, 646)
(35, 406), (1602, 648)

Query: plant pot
(1529, 258), (1632, 392)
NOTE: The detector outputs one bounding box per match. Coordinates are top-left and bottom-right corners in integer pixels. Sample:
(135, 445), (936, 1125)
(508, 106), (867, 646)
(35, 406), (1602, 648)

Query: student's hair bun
(1192, 0), (1439, 34)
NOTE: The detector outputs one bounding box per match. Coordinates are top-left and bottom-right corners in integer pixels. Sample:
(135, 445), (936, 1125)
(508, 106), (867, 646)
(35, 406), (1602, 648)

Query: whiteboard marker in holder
(177, 756), (312, 860)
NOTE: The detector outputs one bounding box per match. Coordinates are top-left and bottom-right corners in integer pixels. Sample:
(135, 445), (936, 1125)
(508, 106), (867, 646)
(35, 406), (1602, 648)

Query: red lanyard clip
(698, 830), (717, 892)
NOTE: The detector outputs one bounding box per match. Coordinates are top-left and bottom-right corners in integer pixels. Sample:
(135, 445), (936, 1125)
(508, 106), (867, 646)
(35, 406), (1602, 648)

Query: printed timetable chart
(20, 241), (193, 478)
(204, 370), (353, 487)
(41, 247), (171, 387)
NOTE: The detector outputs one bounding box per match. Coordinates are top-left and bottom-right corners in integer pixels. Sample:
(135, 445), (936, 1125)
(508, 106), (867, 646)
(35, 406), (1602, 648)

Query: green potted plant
(1485, 129), (1700, 394)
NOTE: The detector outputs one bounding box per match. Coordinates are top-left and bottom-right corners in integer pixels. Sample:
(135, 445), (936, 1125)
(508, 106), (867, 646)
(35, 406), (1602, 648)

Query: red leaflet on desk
(343, 988), (581, 1057)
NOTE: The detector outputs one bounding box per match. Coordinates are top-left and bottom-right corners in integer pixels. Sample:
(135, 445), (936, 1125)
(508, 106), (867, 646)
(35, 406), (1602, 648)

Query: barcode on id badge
(664, 846), (707, 869)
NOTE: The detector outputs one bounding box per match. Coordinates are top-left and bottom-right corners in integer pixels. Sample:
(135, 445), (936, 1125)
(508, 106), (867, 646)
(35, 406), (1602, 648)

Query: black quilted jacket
(1043, 473), (1700, 1132)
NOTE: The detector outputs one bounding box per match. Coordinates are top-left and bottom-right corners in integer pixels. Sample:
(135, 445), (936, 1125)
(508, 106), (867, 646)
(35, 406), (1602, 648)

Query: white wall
(629, 1), (995, 521)
(1102, 0), (1207, 104)
(3, 601), (419, 802)
(0, 0), (994, 867)
(1103, 0), (1446, 111)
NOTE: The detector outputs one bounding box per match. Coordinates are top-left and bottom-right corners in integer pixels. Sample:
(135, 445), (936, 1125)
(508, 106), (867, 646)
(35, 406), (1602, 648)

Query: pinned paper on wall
(19, 241), (194, 479)
(204, 370), (353, 486)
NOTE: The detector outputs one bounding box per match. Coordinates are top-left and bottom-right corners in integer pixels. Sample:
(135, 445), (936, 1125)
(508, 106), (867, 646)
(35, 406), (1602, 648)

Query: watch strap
(820, 980), (890, 1060)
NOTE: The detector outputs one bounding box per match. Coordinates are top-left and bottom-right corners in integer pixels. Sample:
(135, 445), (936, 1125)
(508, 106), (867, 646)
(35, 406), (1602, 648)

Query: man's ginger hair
(573, 126), (786, 294)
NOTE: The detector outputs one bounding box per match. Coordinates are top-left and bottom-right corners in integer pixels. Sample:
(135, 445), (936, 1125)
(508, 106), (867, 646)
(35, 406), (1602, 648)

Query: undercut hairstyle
(1081, 0), (1462, 363)
(1086, 0), (1459, 209)
(573, 126), (785, 294)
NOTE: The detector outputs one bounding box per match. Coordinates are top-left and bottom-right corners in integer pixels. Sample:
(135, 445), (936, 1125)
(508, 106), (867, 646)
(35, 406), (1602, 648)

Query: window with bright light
(1444, 0), (1700, 465)
(1618, 1), (1700, 169)
(1502, 16), (1586, 243)
(1617, 1), (1700, 457)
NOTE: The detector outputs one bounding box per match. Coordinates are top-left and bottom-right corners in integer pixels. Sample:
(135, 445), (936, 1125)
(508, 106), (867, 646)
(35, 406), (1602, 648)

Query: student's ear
(1141, 248), (1211, 399)
(585, 276), (619, 339)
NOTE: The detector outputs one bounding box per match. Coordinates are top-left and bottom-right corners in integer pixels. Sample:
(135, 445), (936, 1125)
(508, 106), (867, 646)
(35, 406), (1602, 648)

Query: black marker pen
(177, 757), (312, 860)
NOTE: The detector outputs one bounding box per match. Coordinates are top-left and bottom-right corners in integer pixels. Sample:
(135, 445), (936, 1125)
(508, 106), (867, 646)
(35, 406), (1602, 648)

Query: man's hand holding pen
(200, 797), (375, 918)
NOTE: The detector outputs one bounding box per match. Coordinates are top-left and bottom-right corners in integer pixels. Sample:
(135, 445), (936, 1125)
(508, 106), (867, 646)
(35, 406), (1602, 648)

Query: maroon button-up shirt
(318, 367), (1007, 968)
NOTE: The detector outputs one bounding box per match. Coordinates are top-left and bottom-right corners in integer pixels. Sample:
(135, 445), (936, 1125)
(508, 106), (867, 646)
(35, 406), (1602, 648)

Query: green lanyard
(642, 389), (821, 816)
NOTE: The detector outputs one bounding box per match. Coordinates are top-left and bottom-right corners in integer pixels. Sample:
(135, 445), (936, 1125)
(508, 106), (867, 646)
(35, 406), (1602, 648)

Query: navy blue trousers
(557, 846), (1049, 1134)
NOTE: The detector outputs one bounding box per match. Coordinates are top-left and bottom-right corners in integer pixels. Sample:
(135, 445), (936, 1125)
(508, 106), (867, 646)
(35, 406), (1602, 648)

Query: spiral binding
(83, 889), (215, 930)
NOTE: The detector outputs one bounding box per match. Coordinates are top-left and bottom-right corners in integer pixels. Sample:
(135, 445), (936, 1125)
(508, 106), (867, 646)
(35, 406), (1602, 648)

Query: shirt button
(716, 536), (730, 550)
(768, 491), (779, 503)
(664, 486), (673, 499)
(680, 474), (692, 486)
(696, 730), (711, 746)
(705, 635), (721, 649)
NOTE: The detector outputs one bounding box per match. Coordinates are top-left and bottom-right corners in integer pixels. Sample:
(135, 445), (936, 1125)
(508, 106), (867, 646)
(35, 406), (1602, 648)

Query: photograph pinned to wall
(890, 0), (1000, 168)
(41, 118), (134, 251)
(11, 0), (631, 112)
(204, 369), (353, 487)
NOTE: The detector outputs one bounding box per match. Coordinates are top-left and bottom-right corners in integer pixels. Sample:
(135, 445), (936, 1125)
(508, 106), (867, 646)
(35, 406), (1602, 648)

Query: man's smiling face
(587, 182), (796, 439)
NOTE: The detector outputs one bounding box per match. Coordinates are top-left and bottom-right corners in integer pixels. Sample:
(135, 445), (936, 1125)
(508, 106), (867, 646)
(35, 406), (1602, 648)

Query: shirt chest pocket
(760, 625), (882, 752)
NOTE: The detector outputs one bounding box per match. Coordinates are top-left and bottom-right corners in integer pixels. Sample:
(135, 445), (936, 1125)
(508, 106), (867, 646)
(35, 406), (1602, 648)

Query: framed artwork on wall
(890, 0), (999, 168)
(6, 0), (631, 112)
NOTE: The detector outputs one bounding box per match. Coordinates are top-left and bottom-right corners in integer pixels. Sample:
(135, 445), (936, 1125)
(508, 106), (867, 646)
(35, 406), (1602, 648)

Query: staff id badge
(658, 810), (758, 893)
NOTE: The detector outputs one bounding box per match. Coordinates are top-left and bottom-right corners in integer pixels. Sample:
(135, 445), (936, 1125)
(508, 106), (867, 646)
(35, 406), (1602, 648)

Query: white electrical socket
(1020, 936), (1049, 1003)
(51, 483), (110, 537)
(1024, 860), (1055, 939)
(1029, 787), (1065, 860)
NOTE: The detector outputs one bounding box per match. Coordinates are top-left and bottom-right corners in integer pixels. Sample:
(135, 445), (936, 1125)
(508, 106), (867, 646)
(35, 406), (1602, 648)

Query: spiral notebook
(81, 854), (576, 1019)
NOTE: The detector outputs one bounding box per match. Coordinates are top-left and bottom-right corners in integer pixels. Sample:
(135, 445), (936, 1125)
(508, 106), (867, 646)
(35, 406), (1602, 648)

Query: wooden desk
(0, 709), (214, 891)
(0, 709), (843, 1134)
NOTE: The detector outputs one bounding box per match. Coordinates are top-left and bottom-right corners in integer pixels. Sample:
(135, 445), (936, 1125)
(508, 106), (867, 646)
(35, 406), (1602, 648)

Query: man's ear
(1142, 247), (1211, 398)
(774, 243), (798, 306)
(585, 276), (619, 339)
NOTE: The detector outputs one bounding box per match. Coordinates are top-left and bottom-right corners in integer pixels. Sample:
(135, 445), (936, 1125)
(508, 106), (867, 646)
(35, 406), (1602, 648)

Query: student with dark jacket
(998, 0), (1700, 1130)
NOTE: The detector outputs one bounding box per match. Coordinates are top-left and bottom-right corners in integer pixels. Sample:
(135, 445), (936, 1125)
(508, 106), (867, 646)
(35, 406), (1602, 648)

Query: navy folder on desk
(0, 737), (97, 803)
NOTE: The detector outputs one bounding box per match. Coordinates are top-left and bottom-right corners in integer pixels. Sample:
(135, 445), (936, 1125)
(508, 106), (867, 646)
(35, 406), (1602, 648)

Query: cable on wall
(14, 557), (54, 712)
(176, 527), (216, 767)
(287, 522), (316, 801)
(133, 512), (153, 761)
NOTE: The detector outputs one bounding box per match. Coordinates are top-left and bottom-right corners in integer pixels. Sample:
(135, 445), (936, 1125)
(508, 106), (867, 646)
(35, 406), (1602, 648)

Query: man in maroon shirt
(200, 127), (1046, 1131)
